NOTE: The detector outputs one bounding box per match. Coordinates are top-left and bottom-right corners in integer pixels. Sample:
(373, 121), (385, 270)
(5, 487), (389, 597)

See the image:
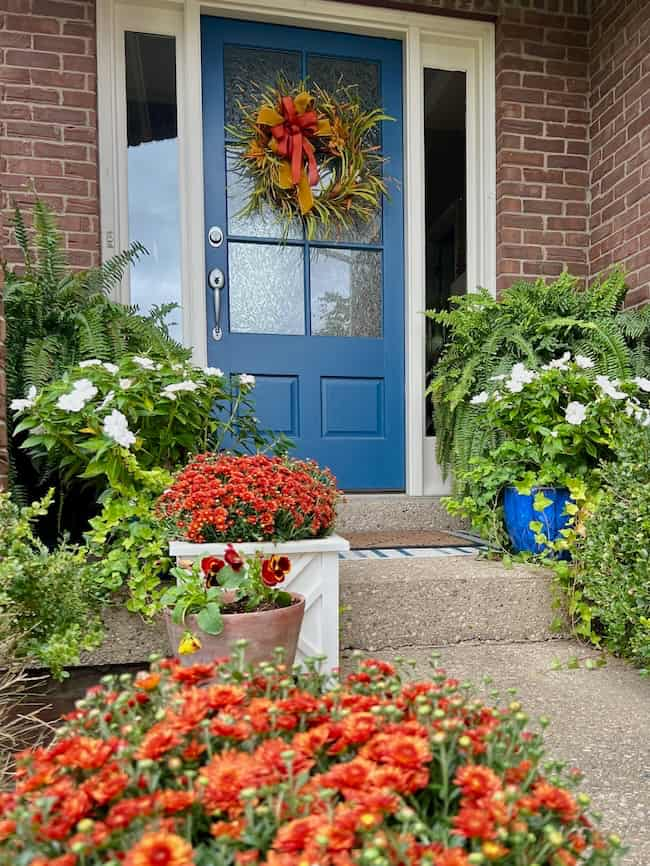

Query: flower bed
(0, 653), (621, 866)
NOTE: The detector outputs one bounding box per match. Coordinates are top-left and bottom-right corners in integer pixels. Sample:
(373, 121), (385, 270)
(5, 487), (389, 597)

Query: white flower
(470, 390), (489, 405)
(102, 409), (136, 448)
(634, 376), (650, 392)
(490, 373), (507, 382)
(544, 352), (572, 371)
(565, 401), (587, 425)
(79, 359), (101, 368)
(203, 366), (224, 377)
(596, 375), (626, 400)
(506, 363), (537, 392)
(575, 355), (594, 369)
(119, 378), (133, 390)
(132, 356), (156, 370)
(239, 373), (256, 386)
(550, 430), (559, 438)
(10, 385), (38, 414)
(103, 362), (119, 374)
(162, 380), (199, 399)
(98, 390), (115, 411)
(56, 378), (97, 412)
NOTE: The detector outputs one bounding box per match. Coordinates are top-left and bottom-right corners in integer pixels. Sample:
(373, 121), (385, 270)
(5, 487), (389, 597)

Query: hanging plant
(227, 79), (392, 238)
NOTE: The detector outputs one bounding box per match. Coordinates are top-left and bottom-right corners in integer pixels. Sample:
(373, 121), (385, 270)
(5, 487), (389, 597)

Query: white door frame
(96, 0), (496, 495)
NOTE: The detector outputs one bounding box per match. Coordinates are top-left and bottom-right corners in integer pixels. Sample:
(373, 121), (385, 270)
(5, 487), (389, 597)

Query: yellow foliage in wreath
(227, 80), (392, 239)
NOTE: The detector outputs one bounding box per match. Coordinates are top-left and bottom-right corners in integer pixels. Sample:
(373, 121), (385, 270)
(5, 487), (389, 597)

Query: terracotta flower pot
(163, 593), (305, 668)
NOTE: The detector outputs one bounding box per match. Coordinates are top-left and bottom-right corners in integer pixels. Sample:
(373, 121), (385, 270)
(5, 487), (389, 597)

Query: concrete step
(336, 494), (467, 534)
(340, 554), (567, 650)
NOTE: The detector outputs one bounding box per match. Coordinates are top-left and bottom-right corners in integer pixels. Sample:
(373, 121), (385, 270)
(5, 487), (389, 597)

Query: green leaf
(533, 491), (554, 512)
(197, 602), (224, 636)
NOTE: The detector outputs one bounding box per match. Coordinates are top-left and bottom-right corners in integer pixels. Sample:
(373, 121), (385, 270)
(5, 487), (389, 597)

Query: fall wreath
(228, 80), (391, 238)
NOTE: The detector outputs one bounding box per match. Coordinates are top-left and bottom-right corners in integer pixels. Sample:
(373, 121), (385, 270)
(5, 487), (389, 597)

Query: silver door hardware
(208, 267), (225, 290)
(208, 225), (224, 247)
(209, 267), (225, 341)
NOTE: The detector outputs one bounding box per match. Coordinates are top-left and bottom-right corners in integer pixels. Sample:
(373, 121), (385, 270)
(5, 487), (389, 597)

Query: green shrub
(3, 199), (188, 533)
(426, 269), (650, 492)
(561, 428), (650, 671)
(0, 491), (106, 678)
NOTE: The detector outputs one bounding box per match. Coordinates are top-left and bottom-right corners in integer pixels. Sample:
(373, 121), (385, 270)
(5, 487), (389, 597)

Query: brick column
(495, 1), (590, 292)
(589, 0), (650, 307)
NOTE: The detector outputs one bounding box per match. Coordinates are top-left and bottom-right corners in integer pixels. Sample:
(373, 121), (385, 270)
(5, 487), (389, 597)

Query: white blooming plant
(12, 355), (274, 496)
(447, 355), (650, 549)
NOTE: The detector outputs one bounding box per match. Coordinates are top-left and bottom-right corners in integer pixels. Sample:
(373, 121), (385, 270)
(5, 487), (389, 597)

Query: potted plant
(155, 452), (347, 670)
(160, 544), (305, 667)
(451, 355), (650, 554)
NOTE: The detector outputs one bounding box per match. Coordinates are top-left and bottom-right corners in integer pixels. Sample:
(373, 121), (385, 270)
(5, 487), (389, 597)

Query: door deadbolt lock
(208, 225), (224, 247)
(208, 267), (225, 290)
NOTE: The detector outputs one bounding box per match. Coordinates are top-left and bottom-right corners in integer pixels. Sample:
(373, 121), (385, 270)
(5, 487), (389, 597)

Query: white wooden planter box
(169, 535), (349, 672)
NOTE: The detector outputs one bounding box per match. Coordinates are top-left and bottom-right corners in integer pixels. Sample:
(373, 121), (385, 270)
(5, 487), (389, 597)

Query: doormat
(345, 530), (482, 550)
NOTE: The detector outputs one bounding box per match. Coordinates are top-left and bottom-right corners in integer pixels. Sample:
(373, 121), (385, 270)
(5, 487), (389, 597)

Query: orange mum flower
(452, 805), (497, 840)
(136, 724), (181, 761)
(434, 849), (471, 866)
(454, 765), (502, 800)
(361, 733), (432, 769)
(124, 830), (194, 866)
(198, 750), (255, 815)
(532, 781), (579, 823)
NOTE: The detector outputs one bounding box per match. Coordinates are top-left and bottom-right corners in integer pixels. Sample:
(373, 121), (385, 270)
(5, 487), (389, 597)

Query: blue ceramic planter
(503, 486), (572, 555)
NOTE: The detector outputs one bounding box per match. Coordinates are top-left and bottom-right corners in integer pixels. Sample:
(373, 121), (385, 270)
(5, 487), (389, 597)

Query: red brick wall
(0, 0), (100, 488)
(495, 2), (590, 291)
(0, 0), (100, 270)
(589, 0), (650, 307)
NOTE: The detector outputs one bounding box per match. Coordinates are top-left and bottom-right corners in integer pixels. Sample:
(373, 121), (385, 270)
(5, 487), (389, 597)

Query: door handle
(208, 267), (225, 341)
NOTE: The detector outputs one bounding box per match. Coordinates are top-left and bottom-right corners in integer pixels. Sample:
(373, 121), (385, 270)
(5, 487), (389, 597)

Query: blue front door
(201, 16), (404, 490)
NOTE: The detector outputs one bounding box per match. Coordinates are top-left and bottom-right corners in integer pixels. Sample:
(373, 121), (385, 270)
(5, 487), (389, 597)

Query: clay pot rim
(163, 592), (305, 624)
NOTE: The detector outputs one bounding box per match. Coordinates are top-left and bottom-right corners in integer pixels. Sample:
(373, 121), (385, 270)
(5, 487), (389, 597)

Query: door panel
(201, 16), (404, 490)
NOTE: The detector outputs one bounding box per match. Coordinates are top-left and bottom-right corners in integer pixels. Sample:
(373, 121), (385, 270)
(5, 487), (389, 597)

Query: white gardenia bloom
(79, 359), (102, 368)
(119, 378), (133, 390)
(596, 375), (626, 400)
(102, 409), (136, 448)
(634, 376), (650, 392)
(470, 390), (489, 405)
(56, 378), (98, 412)
(132, 356), (156, 370)
(203, 366), (224, 377)
(489, 373), (507, 382)
(162, 380), (199, 398)
(10, 385), (38, 414)
(544, 351), (572, 371)
(239, 373), (256, 386)
(507, 363), (537, 390)
(565, 401), (587, 425)
(103, 362), (119, 374)
(575, 355), (595, 369)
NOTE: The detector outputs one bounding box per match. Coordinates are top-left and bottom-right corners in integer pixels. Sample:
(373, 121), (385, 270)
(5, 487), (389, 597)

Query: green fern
(427, 268), (650, 494)
(3, 198), (190, 508)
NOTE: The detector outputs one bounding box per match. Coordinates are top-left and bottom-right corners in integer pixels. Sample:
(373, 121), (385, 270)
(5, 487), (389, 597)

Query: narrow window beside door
(423, 68), (467, 436)
(125, 31), (182, 339)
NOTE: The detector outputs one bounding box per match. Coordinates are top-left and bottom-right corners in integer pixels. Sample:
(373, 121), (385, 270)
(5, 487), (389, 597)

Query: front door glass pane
(228, 242), (305, 335)
(310, 247), (382, 337)
(224, 46), (301, 128)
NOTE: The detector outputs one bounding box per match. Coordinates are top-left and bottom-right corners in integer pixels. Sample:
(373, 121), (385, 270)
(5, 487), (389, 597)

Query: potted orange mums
(156, 453), (348, 669)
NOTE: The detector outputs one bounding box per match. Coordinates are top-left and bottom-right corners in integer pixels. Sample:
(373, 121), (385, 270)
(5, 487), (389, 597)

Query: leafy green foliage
(3, 199), (188, 519)
(0, 491), (106, 679)
(426, 270), (649, 490)
(561, 428), (650, 671)
(85, 466), (173, 619)
(446, 357), (649, 547)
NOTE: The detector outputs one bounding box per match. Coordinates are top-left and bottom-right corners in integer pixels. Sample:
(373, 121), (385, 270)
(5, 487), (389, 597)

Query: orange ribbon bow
(256, 91), (331, 214)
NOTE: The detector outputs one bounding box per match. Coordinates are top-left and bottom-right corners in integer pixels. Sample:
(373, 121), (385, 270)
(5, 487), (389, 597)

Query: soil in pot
(164, 593), (305, 669)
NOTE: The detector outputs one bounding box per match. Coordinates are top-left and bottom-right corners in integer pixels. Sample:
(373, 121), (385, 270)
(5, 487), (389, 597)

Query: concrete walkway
(342, 639), (650, 866)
